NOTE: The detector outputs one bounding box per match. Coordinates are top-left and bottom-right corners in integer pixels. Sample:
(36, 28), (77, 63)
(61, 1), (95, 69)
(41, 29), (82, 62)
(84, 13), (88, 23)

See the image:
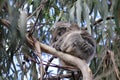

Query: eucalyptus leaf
(69, 5), (75, 22)
(83, 2), (91, 34)
(18, 9), (27, 42)
(93, 2), (97, 22)
(76, 0), (82, 24)
(30, 63), (38, 80)
(86, 0), (94, 14)
(28, 0), (32, 5)
(101, 0), (108, 25)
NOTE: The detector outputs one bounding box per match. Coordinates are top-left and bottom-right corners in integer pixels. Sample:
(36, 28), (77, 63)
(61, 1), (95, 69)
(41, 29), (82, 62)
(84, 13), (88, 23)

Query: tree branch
(93, 16), (114, 26)
(40, 42), (92, 80)
(26, 34), (93, 80)
(0, 19), (10, 28)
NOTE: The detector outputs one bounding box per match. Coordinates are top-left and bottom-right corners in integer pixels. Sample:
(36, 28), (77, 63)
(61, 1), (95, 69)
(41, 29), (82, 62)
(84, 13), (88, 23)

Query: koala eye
(57, 28), (66, 36)
(58, 31), (62, 36)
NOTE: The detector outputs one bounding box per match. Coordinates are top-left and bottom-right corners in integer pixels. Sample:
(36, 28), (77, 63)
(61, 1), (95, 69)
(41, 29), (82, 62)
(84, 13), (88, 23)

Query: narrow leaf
(18, 9), (27, 41)
(70, 5), (75, 22)
(76, 0), (82, 25)
(83, 2), (91, 34)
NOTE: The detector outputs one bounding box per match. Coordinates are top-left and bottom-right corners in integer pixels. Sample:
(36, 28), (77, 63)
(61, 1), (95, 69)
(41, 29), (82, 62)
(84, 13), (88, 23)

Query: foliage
(0, 0), (120, 80)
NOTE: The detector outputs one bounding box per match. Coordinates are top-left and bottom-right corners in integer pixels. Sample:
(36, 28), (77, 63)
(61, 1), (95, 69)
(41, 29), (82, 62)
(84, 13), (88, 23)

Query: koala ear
(69, 23), (80, 31)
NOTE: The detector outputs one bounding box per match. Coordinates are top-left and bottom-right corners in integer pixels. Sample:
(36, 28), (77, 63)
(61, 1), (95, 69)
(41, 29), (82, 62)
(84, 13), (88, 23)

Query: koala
(51, 22), (96, 67)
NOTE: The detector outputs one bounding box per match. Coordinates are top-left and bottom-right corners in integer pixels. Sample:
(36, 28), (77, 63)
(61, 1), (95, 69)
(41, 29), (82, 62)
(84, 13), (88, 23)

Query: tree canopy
(0, 0), (120, 80)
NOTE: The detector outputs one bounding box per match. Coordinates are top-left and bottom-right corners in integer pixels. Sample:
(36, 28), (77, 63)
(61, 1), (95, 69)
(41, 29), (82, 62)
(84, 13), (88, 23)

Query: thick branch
(39, 42), (92, 80)
(26, 34), (92, 80)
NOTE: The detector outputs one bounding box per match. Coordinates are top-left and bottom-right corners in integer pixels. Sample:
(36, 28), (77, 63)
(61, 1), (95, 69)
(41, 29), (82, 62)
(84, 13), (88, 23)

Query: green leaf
(83, 2), (91, 34)
(18, 9), (27, 42)
(76, 0), (82, 24)
(28, 0), (33, 5)
(69, 4), (75, 22)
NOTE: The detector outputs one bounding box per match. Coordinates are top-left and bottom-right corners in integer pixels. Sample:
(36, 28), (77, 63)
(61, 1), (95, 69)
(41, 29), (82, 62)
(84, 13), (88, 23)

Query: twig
(93, 51), (107, 77)
(27, 0), (48, 20)
(94, 69), (114, 80)
(107, 50), (120, 80)
(93, 16), (114, 26)
(43, 73), (81, 80)
(29, 0), (48, 35)
(29, 57), (79, 71)
(33, 38), (45, 80)
(0, 19), (10, 27)
(45, 56), (56, 72)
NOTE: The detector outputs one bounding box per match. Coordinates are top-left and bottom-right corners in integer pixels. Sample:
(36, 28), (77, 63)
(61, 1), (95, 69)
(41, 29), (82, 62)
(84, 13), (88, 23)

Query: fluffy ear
(51, 22), (71, 45)
(70, 23), (80, 30)
(51, 26), (67, 44)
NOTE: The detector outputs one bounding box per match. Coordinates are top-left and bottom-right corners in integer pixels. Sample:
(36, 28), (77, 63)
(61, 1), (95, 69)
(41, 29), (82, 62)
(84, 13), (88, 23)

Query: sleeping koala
(51, 22), (96, 67)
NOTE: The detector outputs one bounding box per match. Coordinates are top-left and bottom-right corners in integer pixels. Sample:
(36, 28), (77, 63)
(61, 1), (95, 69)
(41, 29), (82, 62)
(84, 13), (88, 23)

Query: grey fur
(51, 22), (96, 66)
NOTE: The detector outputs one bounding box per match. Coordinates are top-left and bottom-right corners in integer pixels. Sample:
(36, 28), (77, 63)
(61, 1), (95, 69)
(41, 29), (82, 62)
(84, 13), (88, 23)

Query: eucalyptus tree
(0, 0), (120, 80)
